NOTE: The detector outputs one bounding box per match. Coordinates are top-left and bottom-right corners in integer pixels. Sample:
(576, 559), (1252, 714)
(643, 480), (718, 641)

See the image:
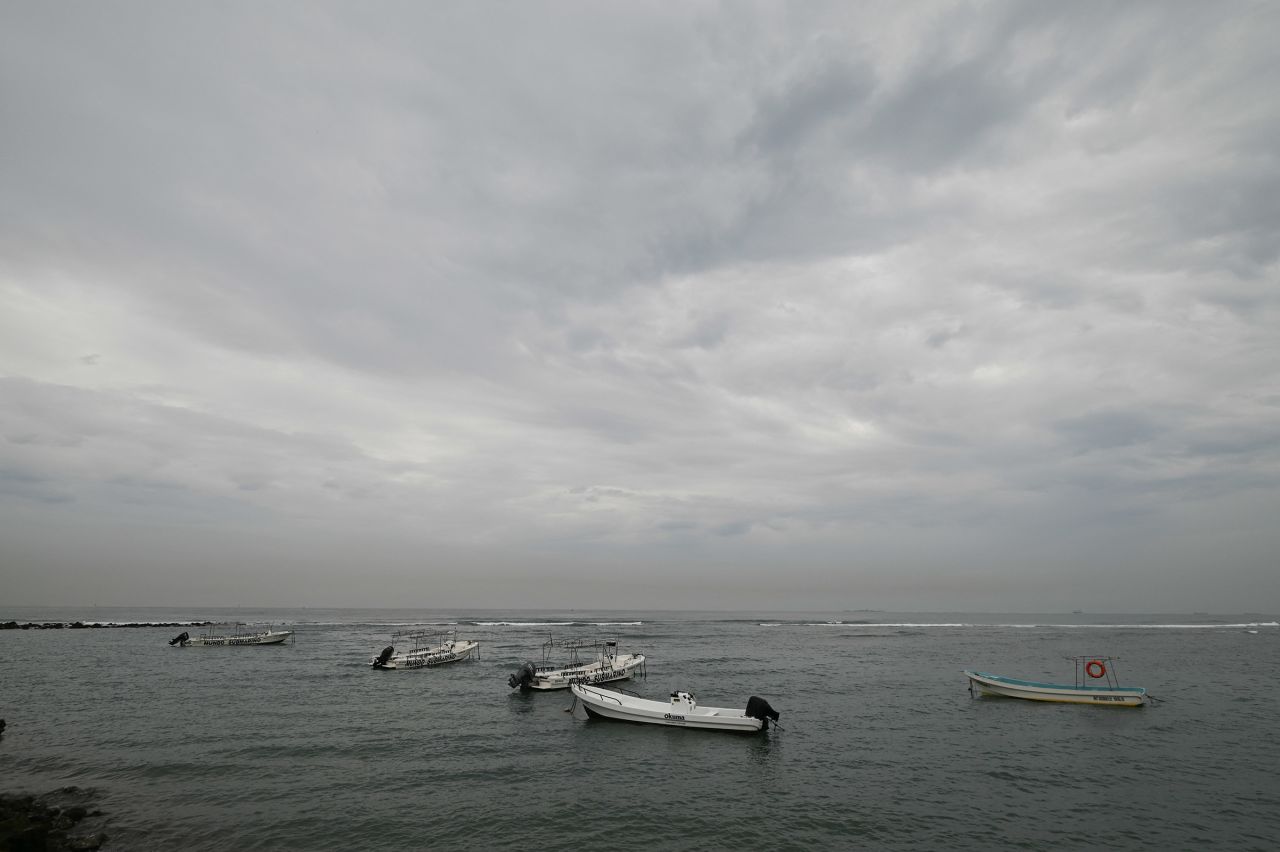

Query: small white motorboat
(370, 629), (479, 670)
(964, 656), (1148, 707)
(169, 624), (293, 647)
(508, 637), (646, 690)
(570, 684), (780, 733)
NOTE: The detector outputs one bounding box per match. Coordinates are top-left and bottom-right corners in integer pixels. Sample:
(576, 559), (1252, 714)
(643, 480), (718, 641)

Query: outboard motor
(169, 631), (189, 646)
(508, 662), (537, 689)
(372, 646), (395, 669)
(745, 696), (781, 730)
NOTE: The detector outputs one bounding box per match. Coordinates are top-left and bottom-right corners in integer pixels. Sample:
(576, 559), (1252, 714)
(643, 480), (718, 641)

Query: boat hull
(964, 670), (1147, 707)
(571, 684), (766, 733)
(527, 654), (646, 690)
(183, 630), (293, 646)
(374, 640), (478, 669)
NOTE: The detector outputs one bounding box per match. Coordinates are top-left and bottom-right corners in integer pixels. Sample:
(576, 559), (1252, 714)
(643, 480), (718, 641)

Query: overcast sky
(2, 2), (1277, 612)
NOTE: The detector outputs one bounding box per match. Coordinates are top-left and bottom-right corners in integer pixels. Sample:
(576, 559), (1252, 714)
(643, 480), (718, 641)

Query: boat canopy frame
(528, 636), (646, 683)
(389, 627), (481, 659)
(1066, 655), (1127, 689)
(539, 635), (622, 666)
(198, 622), (286, 638)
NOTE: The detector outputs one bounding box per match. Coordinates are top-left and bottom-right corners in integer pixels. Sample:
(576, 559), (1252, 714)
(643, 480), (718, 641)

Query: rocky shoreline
(1, 621), (212, 631)
(0, 787), (108, 851)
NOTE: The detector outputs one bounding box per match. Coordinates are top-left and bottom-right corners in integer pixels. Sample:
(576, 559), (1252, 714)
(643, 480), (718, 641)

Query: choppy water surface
(2, 609), (1278, 850)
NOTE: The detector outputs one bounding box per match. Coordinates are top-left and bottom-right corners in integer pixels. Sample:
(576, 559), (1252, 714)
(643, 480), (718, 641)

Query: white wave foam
(471, 620), (643, 627)
(1059, 622), (1280, 629)
(782, 621), (1280, 629)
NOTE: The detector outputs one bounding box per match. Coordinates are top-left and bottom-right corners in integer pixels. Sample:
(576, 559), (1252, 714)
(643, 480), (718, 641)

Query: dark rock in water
(64, 832), (108, 851)
(1, 621), (17, 630)
(0, 788), (108, 852)
(14, 825), (51, 850)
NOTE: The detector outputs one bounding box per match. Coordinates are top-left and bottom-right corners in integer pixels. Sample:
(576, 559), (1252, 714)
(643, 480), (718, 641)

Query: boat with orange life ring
(963, 656), (1147, 707)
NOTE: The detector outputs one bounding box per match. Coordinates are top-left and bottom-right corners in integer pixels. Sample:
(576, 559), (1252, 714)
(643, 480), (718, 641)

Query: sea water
(2, 608), (1277, 850)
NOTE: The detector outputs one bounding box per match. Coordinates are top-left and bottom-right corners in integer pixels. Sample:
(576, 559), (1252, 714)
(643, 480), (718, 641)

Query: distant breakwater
(1, 620), (213, 630)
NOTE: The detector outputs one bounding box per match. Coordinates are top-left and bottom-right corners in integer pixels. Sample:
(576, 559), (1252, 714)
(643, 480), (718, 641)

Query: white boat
(169, 624), (293, 647)
(370, 629), (479, 670)
(508, 637), (646, 690)
(570, 684), (780, 733)
(964, 656), (1148, 707)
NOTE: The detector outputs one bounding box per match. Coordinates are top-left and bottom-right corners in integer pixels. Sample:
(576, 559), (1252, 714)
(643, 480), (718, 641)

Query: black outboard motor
(745, 696), (781, 730)
(508, 662), (537, 689)
(169, 631), (189, 646)
(372, 646), (395, 669)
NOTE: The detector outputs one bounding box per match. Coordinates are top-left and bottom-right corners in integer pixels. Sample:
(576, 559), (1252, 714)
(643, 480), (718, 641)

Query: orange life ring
(1085, 659), (1106, 679)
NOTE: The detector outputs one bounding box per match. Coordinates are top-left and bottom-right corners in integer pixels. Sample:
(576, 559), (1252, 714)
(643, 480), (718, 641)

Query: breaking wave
(468, 621), (643, 627)
(758, 621), (1280, 629)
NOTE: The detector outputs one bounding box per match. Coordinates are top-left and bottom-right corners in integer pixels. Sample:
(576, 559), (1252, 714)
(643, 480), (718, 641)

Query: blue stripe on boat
(968, 671), (1146, 695)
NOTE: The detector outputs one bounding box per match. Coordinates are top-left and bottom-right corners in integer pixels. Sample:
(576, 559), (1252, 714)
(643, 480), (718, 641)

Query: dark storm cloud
(742, 57), (877, 155)
(1052, 410), (1166, 453)
(1, 1), (1278, 610)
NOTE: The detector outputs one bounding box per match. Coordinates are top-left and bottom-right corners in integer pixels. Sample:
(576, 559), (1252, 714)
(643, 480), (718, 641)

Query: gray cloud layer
(2, 1), (1278, 610)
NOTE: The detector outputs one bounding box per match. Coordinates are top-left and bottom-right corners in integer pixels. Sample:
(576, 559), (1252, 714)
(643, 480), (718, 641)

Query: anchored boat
(964, 656), (1148, 707)
(169, 624), (293, 647)
(508, 637), (646, 690)
(570, 684), (780, 733)
(371, 629), (479, 670)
